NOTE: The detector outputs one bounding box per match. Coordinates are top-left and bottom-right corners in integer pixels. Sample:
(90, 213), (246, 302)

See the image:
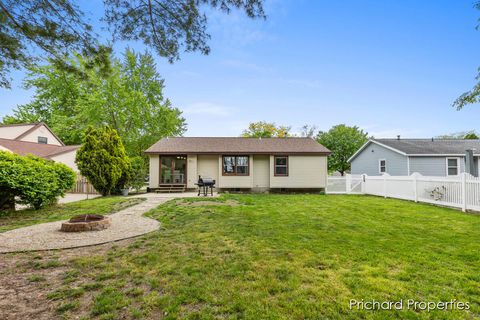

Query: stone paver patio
(0, 192), (215, 253)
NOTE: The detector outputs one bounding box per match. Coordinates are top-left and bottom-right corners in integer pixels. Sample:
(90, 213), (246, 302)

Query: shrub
(76, 126), (131, 196)
(129, 156), (147, 193)
(0, 151), (76, 210)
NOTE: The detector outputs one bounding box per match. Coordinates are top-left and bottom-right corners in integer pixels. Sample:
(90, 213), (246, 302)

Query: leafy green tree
(76, 126), (131, 196)
(453, 2), (480, 109)
(0, 0), (265, 88)
(300, 124), (318, 138)
(241, 121), (292, 138)
(3, 48), (186, 156)
(435, 130), (479, 140)
(317, 124), (368, 176)
(0, 151), (75, 210)
(464, 132), (479, 139)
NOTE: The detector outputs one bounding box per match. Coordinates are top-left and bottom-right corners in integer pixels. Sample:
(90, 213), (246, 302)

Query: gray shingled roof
(0, 138), (79, 158)
(145, 137), (330, 154)
(374, 139), (480, 155)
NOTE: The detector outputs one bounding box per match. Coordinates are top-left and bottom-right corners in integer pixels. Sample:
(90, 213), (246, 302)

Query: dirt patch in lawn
(0, 238), (136, 320)
(179, 199), (240, 207)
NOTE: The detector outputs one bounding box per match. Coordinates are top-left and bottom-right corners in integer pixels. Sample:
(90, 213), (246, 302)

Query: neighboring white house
(145, 137), (331, 192)
(0, 123), (80, 172)
(349, 138), (480, 177)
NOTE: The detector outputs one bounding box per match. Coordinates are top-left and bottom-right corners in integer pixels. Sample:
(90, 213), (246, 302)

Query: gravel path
(0, 192), (210, 253)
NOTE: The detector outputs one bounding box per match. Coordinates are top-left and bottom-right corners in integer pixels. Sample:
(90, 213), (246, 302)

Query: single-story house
(0, 122), (80, 172)
(349, 138), (480, 177)
(145, 137), (331, 192)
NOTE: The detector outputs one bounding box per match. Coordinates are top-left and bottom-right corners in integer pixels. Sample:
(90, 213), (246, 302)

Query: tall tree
(241, 121), (292, 138)
(316, 124), (368, 176)
(0, 0), (265, 88)
(3, 48), (186, 157)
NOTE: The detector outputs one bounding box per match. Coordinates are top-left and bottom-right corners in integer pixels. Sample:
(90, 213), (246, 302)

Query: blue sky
(2, 0), (480, 137)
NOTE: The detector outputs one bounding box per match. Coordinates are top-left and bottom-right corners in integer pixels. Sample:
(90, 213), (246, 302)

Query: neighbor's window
(379, 159), (386, 173)
(274, 156), (288, 176)
(223, 156), (249, 176)
(447, 158), (459, 176)
(38, 136), (48, 144)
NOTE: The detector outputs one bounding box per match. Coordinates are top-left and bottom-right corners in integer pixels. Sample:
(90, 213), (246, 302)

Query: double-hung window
(379, 159), (386, 173)
(274, 156), (288, 176)
(447, 158), (459, 176)
(223, 156), (249, 176)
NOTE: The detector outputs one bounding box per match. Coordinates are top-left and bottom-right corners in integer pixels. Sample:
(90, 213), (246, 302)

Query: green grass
(0, 196), (145, 232)
(50, 195), (479, 319)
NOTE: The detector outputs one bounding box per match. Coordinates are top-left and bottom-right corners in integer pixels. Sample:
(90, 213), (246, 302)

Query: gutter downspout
(465, 149), (475, 176)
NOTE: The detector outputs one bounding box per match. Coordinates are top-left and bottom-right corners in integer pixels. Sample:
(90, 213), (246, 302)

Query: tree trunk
(0, 193), (15, 211)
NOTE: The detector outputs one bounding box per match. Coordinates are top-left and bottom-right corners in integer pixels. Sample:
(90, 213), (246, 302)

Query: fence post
(361, 174), (366, 194)
(413, 173), (418, 202)
(461, 172), (467, 212)
(383, 174), (387, 198)
(346, 174), (352, 194)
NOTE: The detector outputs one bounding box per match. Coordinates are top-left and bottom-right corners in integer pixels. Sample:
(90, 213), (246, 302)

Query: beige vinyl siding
(149, 155), (160, 188)
(20, 126), (63, 146)
(197, 155), (219, 183)
(0, 125), (35, 140)
(50, 150), (78, 172)
(253, 155), (269, 188)
(187, 155), (198, 188)
(269, 155), (327, 188)
(218, 155), (254, 188)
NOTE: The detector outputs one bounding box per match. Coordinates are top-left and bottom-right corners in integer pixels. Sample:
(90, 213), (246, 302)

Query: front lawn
(0, 196), (145, 232)
(14, 195), (480, 319)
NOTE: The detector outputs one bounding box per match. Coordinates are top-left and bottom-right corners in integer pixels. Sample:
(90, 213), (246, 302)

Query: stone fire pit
(61, 214), (111, 232)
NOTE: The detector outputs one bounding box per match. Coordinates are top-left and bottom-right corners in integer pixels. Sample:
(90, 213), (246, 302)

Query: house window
(274, 156), (288, 176)
(379, 159), (386, 173)
(222, 156), (249, 176)
(38, 136), (48, 144)
(447, 158), (459, 176)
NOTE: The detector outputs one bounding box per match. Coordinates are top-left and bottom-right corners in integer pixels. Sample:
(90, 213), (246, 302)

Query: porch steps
(155, 184), (186, 193)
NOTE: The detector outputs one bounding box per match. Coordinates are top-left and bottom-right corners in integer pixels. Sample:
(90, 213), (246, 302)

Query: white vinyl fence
(326, 175), (363, 194)
(327, 173), (480, 212)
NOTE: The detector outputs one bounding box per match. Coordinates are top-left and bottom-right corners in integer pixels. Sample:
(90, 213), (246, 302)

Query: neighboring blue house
(348, 138), (480, 177)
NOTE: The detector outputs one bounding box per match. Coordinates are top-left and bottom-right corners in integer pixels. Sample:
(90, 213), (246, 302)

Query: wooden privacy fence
(69, 174), (98, 194)
(327, 173), (480, 212)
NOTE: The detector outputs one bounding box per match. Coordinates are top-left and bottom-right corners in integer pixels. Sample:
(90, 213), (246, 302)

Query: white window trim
(446, 157), (459, 176)
(378, 159), (386, 174)
(478, 156), (480, 176)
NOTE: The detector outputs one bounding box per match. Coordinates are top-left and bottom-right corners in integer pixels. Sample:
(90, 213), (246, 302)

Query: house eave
(347, 139), (407, 163)
(144, 151), (331, 156)
(407, 154), (479, 157)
